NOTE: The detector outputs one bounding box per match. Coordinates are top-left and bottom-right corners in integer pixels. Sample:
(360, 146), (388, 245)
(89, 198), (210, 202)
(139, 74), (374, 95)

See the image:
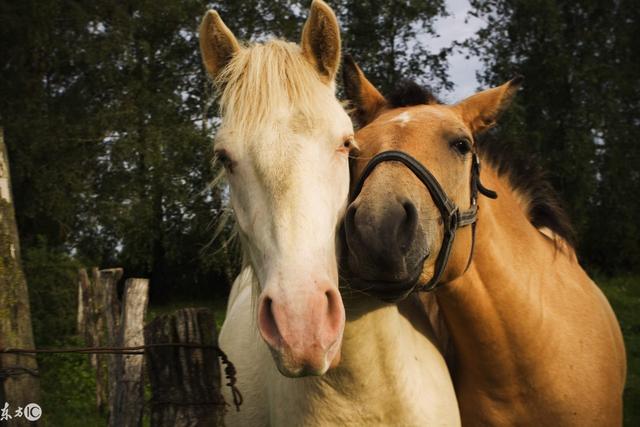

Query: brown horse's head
(342, 56), (521, 301)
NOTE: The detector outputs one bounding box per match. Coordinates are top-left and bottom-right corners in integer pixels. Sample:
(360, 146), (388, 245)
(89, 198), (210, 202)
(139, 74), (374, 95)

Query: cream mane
(215, 40), (336, 142)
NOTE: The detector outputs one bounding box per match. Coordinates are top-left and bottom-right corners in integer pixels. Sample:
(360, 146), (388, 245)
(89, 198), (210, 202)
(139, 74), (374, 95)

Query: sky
(431, 0), (484, 103)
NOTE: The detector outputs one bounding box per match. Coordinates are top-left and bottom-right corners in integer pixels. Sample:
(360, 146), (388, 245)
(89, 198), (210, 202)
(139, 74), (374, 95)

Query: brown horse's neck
(435, 163), (578, 394)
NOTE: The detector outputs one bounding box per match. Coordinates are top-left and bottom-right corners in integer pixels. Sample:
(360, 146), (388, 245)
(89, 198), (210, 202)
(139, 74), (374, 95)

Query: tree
(465, 0), (640, 272)
(336, 0), (452, 94)
(0, 128), (41, 413)
(1, 0), (456, 305)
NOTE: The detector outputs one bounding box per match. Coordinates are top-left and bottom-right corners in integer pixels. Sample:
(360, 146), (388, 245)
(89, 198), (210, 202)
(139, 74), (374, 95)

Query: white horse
(199, 1), (460, 425)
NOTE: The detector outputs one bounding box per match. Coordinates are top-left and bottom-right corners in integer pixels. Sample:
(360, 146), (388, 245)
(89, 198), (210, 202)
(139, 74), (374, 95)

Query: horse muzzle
(257, 282), (345, 377)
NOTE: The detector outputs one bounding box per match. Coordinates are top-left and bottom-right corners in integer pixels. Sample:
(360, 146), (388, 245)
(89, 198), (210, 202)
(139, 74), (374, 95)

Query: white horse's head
(200, 0), (353, 377)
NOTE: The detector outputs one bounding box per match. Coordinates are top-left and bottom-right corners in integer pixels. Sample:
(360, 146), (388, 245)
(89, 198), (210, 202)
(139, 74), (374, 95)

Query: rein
(350, 150), (497, 293)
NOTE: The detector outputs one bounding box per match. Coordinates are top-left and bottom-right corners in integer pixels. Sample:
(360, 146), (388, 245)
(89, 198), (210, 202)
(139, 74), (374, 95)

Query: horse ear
(301, 0), (341, 83)
(199, 10), (240, 79)
(454, 76), (523, 134)
(342, 54), (387, 127)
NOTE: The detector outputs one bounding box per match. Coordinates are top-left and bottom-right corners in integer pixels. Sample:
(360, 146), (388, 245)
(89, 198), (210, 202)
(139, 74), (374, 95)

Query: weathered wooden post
(111, 278), (149, 427)
(77, 271), (86, 336)
(78, 267), (122, 413)
(98, 268), (123, 418)
(78, 267), (109, 412)
(77, 268), (91, 341)
(145, 308), (225, 427)
(0, 127), (41, 418)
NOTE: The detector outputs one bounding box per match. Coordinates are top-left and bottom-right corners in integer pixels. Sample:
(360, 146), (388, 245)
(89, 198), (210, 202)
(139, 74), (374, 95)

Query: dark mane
(477, 134), (576, 248)
(388, 80), (438, 107)
(386, 79), (576, 248)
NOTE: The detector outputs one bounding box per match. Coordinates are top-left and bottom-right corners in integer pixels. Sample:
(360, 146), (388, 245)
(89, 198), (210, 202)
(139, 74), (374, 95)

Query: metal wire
(0, 343), (243, 411)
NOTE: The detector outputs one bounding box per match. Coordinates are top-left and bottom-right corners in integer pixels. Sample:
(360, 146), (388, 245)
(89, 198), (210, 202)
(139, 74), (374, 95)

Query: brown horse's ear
(199, 10), (240, 79)
(454, 76), (523, 134)
(342, 55), (387, 127)
(301, 0), (341, 83)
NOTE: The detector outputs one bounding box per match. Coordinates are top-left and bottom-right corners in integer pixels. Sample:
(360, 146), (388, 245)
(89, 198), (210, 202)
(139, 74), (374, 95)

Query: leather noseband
(350, 150), (497, 292)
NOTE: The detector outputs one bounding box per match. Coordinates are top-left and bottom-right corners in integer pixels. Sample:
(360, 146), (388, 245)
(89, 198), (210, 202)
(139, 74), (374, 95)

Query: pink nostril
(324, 287), (343, 334)
(258, 296), (281, 348)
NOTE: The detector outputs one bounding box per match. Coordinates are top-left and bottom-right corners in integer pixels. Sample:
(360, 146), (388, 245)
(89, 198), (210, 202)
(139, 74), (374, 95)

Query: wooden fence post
(77, 272), (86, 337)
(77, 269), (92, 344)
(111, 278), (149, 427)
(145, 308), (225, 427)
(91, 267), (109, 413)
(98, 268), (123, 419)
(78, 267), (124, 414)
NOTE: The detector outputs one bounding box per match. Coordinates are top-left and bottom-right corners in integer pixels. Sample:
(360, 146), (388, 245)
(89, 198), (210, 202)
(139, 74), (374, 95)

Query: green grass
(597, 275), (640, 426)
(38, 336), (107, 426)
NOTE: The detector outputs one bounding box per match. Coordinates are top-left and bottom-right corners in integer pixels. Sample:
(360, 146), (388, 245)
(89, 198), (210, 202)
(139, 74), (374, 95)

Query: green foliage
(335, 0), (452, 94)
(23, 240), (80, 346)
(38, 336), (106, 426)
(0, 0), (455, 304)
(0, 0), (235, 303)
(465, 0), (640, 273)
(597, 275), (640, 426)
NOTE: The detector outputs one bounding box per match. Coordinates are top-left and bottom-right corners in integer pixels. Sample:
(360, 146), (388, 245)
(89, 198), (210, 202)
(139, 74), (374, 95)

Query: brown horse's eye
(215, 149), (235, 172)
(451, 138), (472, 156)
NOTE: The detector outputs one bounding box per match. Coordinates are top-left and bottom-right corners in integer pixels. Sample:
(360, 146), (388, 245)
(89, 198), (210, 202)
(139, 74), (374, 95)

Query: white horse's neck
(266, 294), (459, 426)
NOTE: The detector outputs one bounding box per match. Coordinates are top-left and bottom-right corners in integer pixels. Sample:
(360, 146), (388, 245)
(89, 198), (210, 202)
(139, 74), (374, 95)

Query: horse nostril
(259, 296), (279, 345)
(399, 199), (418, 253)
(344, 202), (364, 251)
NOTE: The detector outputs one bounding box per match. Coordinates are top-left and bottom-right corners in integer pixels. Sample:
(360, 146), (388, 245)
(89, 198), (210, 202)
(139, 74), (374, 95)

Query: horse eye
(215, 149), (235, 172)
(451, 138), (471, 155)
(339, 137), (356, 154)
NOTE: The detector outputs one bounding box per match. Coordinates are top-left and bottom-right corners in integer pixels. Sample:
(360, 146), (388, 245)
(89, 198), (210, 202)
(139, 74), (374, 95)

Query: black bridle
(350, 150), (497, 292)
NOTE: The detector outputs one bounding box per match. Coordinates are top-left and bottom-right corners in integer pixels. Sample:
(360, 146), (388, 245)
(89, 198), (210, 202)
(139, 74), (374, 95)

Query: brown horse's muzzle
(343, 193), (429, 301)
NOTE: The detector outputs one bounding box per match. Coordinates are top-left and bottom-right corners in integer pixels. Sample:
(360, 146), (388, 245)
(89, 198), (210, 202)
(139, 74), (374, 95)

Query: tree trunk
(0, 127), (41, 421)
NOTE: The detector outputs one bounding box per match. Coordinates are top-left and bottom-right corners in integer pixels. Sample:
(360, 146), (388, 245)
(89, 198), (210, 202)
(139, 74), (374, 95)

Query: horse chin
(345, 256), (427, 303)
(269, 341), (342, 378)
(347, 275), (418, 303)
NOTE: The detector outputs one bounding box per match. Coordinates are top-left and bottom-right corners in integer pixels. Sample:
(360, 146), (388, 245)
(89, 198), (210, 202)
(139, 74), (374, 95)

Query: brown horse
(341, 57), (626, 426)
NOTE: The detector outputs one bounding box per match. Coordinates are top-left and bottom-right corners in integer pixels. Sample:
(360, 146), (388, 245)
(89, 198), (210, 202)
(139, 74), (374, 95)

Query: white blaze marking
(388, 111), (412, 126)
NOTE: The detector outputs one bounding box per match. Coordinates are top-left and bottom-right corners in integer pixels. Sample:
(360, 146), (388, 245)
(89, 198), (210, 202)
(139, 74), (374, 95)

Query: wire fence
(0, 343), (243, 411)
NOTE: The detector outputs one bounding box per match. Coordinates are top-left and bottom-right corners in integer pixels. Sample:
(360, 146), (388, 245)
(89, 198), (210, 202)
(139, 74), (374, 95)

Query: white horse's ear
(199, 10), (240, 79)
(454, 76), (523, 134)
(301, 0), (341, 83)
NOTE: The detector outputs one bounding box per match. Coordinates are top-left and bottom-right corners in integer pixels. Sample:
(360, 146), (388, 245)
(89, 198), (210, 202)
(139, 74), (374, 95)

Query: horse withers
(199, 1), (460, 425)
(342, 57), (626, 426)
